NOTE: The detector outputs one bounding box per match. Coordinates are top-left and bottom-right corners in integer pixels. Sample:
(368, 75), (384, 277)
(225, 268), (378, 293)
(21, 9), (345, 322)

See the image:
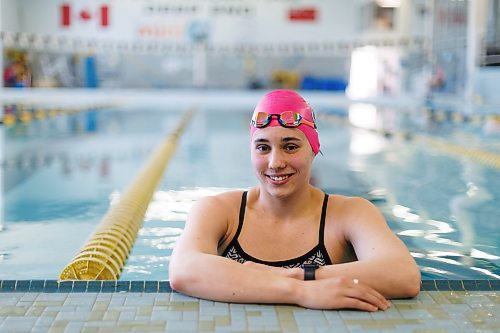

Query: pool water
(1, 103), (499, 281)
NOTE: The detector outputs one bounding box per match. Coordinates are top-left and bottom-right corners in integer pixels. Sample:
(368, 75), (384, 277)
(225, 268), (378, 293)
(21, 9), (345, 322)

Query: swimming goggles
(251, 111), (316, 129)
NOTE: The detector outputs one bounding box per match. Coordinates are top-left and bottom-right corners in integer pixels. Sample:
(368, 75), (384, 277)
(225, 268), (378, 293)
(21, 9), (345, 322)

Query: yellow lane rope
(416, 135), (500, 170)
(2, 104), (114, 126)
(320, 113), (500, 170)
(59, 109), (194, 280)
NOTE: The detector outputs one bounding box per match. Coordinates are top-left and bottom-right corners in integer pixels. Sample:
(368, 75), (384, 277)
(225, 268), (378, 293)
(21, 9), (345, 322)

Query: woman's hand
(243, 261), (303, 280)
(296, 276), (391, 311)
(244, 262), (390, 311)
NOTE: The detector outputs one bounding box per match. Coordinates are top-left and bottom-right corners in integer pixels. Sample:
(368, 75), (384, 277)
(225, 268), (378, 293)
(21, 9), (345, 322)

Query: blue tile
(462, 280), (478, 291)
(421, 280), (437, 291)
(87, 281), (103, 292)
(15, 280), (30, 292)
(448, 280), (464, 291)
(73, 281), (88, 292)
(490, 279), (500, 291)
(102, 281), (116, 293)
(116, 281), (130, 292)
(475, 280), (491, 291)
(435, 280), (451, 291)
(159, 281), (172, 293)
(144, 281), (158, 293)
(58, 281), (74, 292)
(44, 280), (59, 292)
(1, 280), (16, 292)
(29, 280), (45, 291)
(130, 281), (145, 292)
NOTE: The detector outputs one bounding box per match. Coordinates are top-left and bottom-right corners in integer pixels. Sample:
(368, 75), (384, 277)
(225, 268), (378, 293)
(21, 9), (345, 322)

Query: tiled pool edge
(0, 280), (172, 293)
(0, 279), (498, 293)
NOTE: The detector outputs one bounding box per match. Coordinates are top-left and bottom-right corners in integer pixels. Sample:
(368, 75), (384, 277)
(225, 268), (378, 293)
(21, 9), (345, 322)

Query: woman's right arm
(168, 195), (389, 311)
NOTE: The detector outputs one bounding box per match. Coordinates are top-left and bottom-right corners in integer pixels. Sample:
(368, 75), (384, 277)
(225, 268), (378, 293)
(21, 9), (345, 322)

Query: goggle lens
(253, 112), (272, 127)
(279, 111), (301, 127)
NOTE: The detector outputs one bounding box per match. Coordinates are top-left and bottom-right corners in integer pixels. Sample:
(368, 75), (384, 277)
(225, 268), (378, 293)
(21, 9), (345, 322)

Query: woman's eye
(256, 145), (270, 152)
(284, 144), (299, 151)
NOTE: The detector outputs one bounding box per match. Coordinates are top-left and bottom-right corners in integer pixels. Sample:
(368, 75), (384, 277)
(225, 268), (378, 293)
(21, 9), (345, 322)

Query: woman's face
(251, 126), (315, 198)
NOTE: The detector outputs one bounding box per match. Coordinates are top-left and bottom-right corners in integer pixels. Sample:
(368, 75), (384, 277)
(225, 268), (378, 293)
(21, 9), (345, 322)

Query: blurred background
(1, 0), (499, 108)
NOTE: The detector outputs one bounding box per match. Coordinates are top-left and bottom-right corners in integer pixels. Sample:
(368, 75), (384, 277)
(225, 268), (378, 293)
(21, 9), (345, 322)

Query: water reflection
(349, 129), (384, 156)
(113, 187), (240, 222)
(122, 255), (170, 277)
(122, 187), (245, 280)
(392, 205), (421, 223)
(393, 201), (499, 279)
(449, 161), (492, 261)
(138, 227), (183, 250)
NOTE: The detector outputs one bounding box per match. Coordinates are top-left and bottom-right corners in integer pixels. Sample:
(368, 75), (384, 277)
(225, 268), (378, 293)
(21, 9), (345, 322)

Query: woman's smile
(266, 173), (293, 184)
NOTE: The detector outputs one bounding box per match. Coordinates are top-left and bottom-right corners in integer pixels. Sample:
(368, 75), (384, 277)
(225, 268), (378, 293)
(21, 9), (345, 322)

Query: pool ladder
(59, 109), (194, 280)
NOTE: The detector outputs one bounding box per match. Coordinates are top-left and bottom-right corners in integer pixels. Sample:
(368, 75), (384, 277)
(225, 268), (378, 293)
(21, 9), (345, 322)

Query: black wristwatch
(303, 264), (319, 281)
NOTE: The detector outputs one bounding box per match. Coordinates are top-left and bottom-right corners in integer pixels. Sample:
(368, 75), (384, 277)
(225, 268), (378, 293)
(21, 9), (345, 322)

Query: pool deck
(0, 280), (499, 332)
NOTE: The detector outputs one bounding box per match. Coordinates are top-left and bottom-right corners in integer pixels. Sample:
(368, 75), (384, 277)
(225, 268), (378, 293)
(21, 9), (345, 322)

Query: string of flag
(0, 30), (428, 56)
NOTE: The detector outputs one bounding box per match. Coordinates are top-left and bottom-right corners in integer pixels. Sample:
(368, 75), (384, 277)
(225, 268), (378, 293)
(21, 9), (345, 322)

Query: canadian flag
(60, 3), (109, 28)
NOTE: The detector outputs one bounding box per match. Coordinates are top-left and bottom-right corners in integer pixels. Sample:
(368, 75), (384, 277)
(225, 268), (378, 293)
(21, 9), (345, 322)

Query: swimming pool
(1, 98), (499, 281)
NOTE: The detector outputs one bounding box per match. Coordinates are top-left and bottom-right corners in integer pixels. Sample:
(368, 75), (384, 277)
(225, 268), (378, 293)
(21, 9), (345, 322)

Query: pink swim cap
(250, 90), (320, 155)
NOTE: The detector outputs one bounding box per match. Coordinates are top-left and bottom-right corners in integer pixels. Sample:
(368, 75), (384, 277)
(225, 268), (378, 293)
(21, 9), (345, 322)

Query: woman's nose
(268, 150), (286, 169)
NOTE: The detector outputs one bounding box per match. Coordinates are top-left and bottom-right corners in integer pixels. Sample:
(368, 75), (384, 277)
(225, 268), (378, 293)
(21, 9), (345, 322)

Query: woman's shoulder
(326, 193), (386, 232)
(193, 189), (248, 211)
(328, 193), (372, 205)
(326, 194), (379, 216)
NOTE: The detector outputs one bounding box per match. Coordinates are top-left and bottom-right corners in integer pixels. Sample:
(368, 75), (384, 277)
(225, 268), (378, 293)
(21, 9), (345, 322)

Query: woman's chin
(262, 183), (294, 198)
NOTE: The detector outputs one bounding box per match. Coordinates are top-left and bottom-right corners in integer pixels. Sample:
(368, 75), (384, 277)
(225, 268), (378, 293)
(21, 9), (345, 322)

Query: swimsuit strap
(234, 191), (248, 240)
(319, 193), (329, 245)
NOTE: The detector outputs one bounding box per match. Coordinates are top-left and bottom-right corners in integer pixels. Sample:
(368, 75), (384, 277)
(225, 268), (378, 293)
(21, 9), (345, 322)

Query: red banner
(288, 7), (317, 21)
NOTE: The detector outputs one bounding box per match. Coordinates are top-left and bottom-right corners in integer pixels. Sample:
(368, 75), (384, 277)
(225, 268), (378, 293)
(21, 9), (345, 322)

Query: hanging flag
(288, 7), (317, 22)
(61, 4), (71, 26)
(60, 3), (110, 28)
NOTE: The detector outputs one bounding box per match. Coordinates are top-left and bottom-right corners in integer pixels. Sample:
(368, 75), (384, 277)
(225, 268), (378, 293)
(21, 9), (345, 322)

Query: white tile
(0, 317), (36, 332)
(170, 292), (197, 302)
(56, 310), (90, 321)
(118, 310), (136, 321)
(165, 320), (198, 331)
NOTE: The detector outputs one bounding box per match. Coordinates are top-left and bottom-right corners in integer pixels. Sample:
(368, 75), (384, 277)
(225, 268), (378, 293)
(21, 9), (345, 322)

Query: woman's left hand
(243, 261), (303, 280)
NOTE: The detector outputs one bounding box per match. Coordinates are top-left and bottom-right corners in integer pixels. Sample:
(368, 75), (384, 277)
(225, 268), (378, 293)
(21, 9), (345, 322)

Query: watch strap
(303, 264), (318, 281)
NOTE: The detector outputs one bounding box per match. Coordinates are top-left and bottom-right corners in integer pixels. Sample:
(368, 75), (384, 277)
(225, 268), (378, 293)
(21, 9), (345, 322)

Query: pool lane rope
(416, 135), (500, 170)
(320, 113), (500, 171)
(59, 109), (194, 280)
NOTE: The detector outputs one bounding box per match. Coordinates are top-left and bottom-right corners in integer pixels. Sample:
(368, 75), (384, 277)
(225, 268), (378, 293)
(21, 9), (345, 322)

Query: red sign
(289, 7), (317, 21)
(60, 3), (109, 28)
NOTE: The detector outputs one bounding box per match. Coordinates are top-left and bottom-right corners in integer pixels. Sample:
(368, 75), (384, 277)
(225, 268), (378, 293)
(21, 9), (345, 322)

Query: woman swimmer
(169, 90), (420, 311)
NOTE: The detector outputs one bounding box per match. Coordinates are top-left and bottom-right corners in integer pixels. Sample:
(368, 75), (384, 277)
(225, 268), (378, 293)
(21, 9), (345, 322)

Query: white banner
(2, 0), (361, 44)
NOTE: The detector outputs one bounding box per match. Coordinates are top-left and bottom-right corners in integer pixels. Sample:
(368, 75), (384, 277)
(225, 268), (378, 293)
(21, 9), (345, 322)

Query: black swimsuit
(221, 191), (333, 269)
